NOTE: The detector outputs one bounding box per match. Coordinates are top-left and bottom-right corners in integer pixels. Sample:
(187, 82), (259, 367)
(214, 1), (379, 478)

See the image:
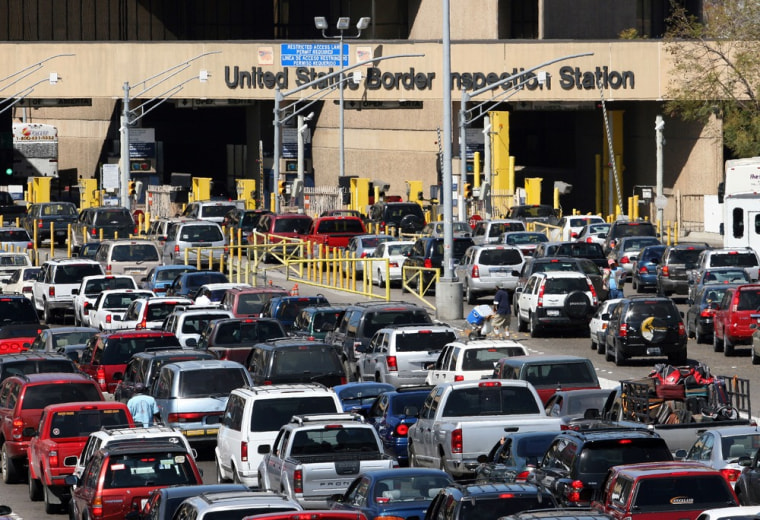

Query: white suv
(32, 258), (105, 324)
(215, 384), (342, 487)
(356, 325), (457, 386)
(163, 305), (234, 347)
(516, 271), (597, 337)
(425, 339), (527, 385)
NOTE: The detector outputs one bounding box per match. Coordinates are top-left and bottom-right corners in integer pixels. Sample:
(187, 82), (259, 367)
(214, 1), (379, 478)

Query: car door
(217, 393), (244, 478)
(518, 275), (540, 321)
(419, 386), (444, 462)
(428, 345), (451, 384)
(361, 332), (383, 380)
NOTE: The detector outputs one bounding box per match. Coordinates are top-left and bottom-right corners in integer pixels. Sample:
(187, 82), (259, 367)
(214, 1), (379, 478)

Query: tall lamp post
(314, 16), (371, 178)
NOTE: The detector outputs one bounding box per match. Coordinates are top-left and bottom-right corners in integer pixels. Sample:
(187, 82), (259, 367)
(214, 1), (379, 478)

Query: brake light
(479, 381), (501, 387)
(37, 221), (43, 228)
(515, 470), (531, 482)
(472, 265), (480, 278)
(389, 261), (398, 268)
(537, 281), (545, 307)
(167, 412), (207, 423)
(451, 428), (462, 454)
(424, 258), (432, 269)
(294, 469), (303, 493)
(662, 265), (670, 277)
(721, 468), (741, 483)
(571, 232), (578, 238)
(454, 375), (464, 382)
(386, 356), (398, 372)
(620, 256), (630, 264)
(96, 366), (106, 391)
(360, 252), (368, 258)
(174, 244), (179, 254)
(138, 316), (147, 329)
(585, 237), (593, 243)
(91, 228), (96, 236)
(106, 264), (112, 275)
(395, 424), (409, 437)
(379, 221), (386, 232)
(105, 315), (112, 324)
(49, 450), (59, 468)
(92, 495), (103, 517)
(566, 480), (584, 502)
(26, 242), (32, 249)
(678, 321), (686, 336)
(619, 323), (628, 337)
(732, 292), (741, 312)
(49, 286), (55, 297)
(639, 266), (648, 274)
(700, 308), (715, 318)
(241, 441), (248, 462)
(587, 279), (598, 305)
(11, 417), (23, 439)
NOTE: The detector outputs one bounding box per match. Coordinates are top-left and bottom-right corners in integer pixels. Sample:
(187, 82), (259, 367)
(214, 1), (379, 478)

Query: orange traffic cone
(290, 283), (299, 296)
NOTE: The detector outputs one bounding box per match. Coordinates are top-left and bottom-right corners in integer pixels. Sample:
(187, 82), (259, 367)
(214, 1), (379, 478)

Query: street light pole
(120, 81), (131, 208)
(315, 16), (371, 178)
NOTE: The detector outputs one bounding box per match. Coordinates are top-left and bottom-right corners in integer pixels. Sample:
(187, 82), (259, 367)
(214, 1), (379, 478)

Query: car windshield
(0, 230), (30, 241)
(441, 386), (541, 416)
(49, 409), (130, 437)
(394, 330), (456, 352)
(461, 346), (525, 371)
(178, 368), (248, 397)
(53, 264), (103, 284)
(103, 451), (197, 488)
(102, 335), (180, 364)
(22, 383), (101, 409)
(214, 321), (285, 345)
(52, 331), (95, 348)
(272, 218), (312, 234)
(523, 362), (597, 387)
(711, 252), (759, 268)
(156, 267), (195, 282)
(112, 244), (159, 262)
(272, 346), (342, 375)
(632, 475), (734, 512)
(478, 249), (523, 265)
(249, 396), (339, 432)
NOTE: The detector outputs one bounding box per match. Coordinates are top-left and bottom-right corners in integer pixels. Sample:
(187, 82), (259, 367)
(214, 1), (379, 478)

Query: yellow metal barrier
(401, 265), (439, 310)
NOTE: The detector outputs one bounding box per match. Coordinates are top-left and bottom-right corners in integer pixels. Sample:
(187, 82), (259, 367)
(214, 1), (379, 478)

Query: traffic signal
(128, 180), (136, 197)
(464, 183), (472, 199)
(278, 180), (286, 194)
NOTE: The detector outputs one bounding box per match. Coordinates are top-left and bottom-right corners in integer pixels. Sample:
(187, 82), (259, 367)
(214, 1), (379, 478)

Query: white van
(425, 339), (527, 385)
(215, 384), (342, 487)
(723, 192), (760, 255)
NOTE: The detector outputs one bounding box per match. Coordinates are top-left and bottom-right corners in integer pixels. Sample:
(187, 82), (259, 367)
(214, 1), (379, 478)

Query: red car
(0, 372), (104, 484)
(27, 401), (134, 513)
(78, 330), (181, 394)
(221, 286), (288, 318)
(247, 213), (313, 262)
(0, 323), (48, 354)
(592, 461), (738, 520)
(712, 283), (760, 356)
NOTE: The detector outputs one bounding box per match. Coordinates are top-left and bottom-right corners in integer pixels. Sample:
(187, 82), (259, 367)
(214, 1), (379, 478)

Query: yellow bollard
(666, 221), (671, 246)
(67, 224), (71, 258)
(99, 229), (104, 241)
(32, 221), (38, 252)
(50, 222), (54, 258)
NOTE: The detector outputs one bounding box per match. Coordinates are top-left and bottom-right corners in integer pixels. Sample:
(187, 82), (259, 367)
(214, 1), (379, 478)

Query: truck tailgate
(461, 417), (563, 456)
(302, 456), (394, 498)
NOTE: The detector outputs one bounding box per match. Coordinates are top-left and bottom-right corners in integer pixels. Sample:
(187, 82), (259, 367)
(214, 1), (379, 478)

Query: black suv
(22, 202), (79, 247)
(533, 241), (608, 270)
(604, 296), (687, 366)
(404, 236), (475, 288)
(368, 202), (426, 234)
(325, 301), (432, 379)
(656, 243), (711, 297)
(513, 257), (606, 313)
(246, 338), (345, 387)
(113, 348), (216, 403)
(71, 206), (135, 248)
(603, 219), (657, 254)
(0, 352), (77, 383)
(529, 427), (672, 507)
(506, 204), (560, 226)
(425, 482), (557, 520)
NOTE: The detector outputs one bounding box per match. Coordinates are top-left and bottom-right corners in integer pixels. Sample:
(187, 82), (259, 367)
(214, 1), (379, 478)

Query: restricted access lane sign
(280, 43), (349, 68)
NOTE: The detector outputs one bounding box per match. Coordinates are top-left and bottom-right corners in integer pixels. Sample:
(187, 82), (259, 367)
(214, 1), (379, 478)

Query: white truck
(258, 413), (397, 509)
(722, 192), (760, 252)
(407, 380), (562, 478)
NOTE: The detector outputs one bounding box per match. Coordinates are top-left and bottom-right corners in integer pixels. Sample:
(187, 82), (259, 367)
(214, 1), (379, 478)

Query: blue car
(166, 270), (229, 297)
(631, 244), (665, 292)
(263, 294), (329, 331)
(141, 264), (197, 294)
(475, 430), (559, 484)
(334, 382), (395, 412)
(330, 468), (452, 520)
(365, 385), (432, 465)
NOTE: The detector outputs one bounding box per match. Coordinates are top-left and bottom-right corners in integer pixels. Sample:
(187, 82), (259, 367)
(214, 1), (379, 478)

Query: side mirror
(72, 288), (79, 295)
(673, 449), (688, 460)
(64, 455), (78, 467)
(23, 427), (37, 437)
(112, 372), (123, 381)
(185, 338), (198, 347)
(679, 311), (685, 319)
(64, 475), (80, 486)
(511, 271), (520, 277)
(355, 344), (369, 354)
(0, 506), (11, 516)
(601, 313), (610, 321)
(328, 493), (344, 505)
(258, 444), (271, 454)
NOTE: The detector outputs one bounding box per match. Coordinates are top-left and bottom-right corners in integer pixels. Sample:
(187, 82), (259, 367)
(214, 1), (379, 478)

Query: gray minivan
(162, 219), (226, 266)
(94, 239), (162, 278)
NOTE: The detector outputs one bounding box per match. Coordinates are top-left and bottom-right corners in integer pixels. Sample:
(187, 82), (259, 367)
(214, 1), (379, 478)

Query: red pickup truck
(27, 401), (133, 513)
(302, 216), (366, 257)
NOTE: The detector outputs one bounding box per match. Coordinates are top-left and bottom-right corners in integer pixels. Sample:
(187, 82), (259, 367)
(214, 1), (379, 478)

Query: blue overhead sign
(280, 43), (349, 68)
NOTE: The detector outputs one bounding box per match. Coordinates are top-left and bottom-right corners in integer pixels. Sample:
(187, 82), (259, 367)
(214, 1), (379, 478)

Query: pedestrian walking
(492, 282), (511, 339)
(604, 259), (624, 299)
(127, 384), (161, 428)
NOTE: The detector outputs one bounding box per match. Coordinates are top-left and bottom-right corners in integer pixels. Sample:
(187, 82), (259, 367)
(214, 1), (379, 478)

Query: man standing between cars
(127, 384), (160, 427)
(605, 259), (624, 299)
(492, 282), (511, 339)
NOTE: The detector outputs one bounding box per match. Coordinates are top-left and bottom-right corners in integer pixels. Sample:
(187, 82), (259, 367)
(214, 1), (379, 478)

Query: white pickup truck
(258, 413), (397, 509)
(407, 380), (562, 478)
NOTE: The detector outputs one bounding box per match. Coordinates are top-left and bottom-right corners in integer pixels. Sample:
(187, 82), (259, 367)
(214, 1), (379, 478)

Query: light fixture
(356, 17), (371, 30)
(336, 17), (350, 30)
(314, 17), (328, 30)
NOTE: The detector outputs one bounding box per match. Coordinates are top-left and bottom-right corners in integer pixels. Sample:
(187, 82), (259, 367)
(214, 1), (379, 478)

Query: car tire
(724, 336), (735, 357)
(231, 463), (240, 484)
(684, 319), (693, 339)
(43, 302), (54, 325)
(605, 341), (614, 362)
(529, 313), (541, 338)
(215, 457), (229, 483)
(590, 338), (597, 351)
(376, 269), (383, 287)
(408, 443), (419, 467)
(713, 331), (724, 352)
(752, 347), (760, 365)
(564, 291), (591, 319)
(466, 284), (477, 305)
(343, 358), (354, 382)
(597, 338), (606, 355)
(29, 474), (43, 501)
(517, 313), (528, 332)
(695, 325), (706, 345)
(614, 344), (626, 366)
(1, 443), (20, 484)
(632, 276), (638, 291)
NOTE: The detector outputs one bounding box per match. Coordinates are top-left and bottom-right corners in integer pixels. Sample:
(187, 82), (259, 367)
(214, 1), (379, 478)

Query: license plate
(183, 429), (205, 436)
(646, 347), (661, 356)
(492, 271), (507, 277)
(547, 310), (560, 316)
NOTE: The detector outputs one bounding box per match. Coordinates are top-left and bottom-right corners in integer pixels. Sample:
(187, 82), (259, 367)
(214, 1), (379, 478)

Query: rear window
(0, 230), (30, 242)
(580, 438), (672, 474)
(522, 361), (597, 388)
(543, 277), (589, 293)
(620, 237), (660, 252)
(395, 330), (456, 352)
(628, 301), (679, 322)
(668, 248), (705, 265)
(103, 292), (151, 309)
(0, 324), (43, 338)
(185, 272), (228, 291)
(49, 408), (130, 437)
(632, 475), (734, 512)
(1, 360), (75, 381)
(102, 335), (181, 364)
(22, 383), (101, 409)
(53, 264), (103, 284)
(156, 267), (195, 282)
(180, 225), (223, 242)
(711, 252), (759, 268)
(236, 292), (286, 315)
(360, 236), (389, 248)
(181, 313), (231, 334)
(214, 320), (285, 344)
(737, 288), (760, 311)
(461, 347), (526, 371)
(178, 367), (248, 398)
(505, 233), (547, 245)
(273, 217), (312, 234)
(94, 210), (133, 226)
(291, 426), (378, 454)
(703, 269), (749, 284)
(111, 244), (159, 262)
(51, 331), (95, 348)
(201, 204), (236, 218)
(458, 494), (556, 519)
(441, 385), (541, 416)
(316, 219), (364, 233)
(489, 222), (525, 237)
(146, 302), (185, 322)
(275, 299), (328, 322)
(85, 277), (136, 295)
(249, 396), (339, 432)
(0, 298), (38, 323)
(720, 434), (760, 459)
(612, 222), (656, 237)
(103, 451), (197, 489)
(478, 249), (522, 265)
(554, 243), (605, 258)
(272, 346), (342, 375)
(363, 310), (432, 338)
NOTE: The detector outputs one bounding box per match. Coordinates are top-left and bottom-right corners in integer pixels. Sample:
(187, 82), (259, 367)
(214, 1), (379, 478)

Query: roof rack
(240, 383), (329, 394)
(289, 413), (364, 425)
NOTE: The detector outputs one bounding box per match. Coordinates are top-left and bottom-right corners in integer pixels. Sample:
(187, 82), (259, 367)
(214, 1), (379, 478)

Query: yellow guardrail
(401, 265), (439, 310)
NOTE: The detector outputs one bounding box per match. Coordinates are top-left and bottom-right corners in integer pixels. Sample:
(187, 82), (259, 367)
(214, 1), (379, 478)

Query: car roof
(500, 354), (592, 365)
(610, 461), (722, 478)
(232, 383), (337, 397)
(0, 352), (72, 362)
(99, 330), (178, 339)
(103, 440), (190, 456)
(162, 359), (246, 371)
(10, 372), (97, 384)
(42, 401), (127, 412)
(355, 467), (453, 480)
(443, 339), (527, 351)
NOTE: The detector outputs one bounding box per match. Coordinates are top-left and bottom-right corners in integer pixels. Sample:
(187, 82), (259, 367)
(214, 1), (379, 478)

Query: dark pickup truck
(195, 317), (287, 364)
(0, 191), (27, 223)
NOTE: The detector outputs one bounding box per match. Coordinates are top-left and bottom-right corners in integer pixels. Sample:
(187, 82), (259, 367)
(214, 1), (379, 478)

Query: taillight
(96, 366), (106, 391)
(451, 428), (462, 454)
(639, 266), (648, 274)
(49, 450), (59, 468)
(92, 495), (103, 517)
(678, 321), (686, 336)
(379, 221), (386, 232)
(294, 469), (303, 493)
(619, 323), (628, 337)
(26, 242), (32, 249)
(454, 375), (464, 382)
(395, 424), (409, 437)
(106, 264), (112, 275)
(360, 252), (368, 258)
(732, 292), (741, 312)
(537, 281), (545, 307)
(585, 237), (593, 243)
(105, 314), (112, 324)
(340, 376), (347, 384)
(620, 256), (630, 264)
(48, 286), (55, 297)
(11, 417), (23, 439)
(167, 412), (207, 423)
(91, 228), (96, 236)
(424, 258), (432, 269)
(587, 279), (598, 305)
(721, 468), (741, 483)
(566, 480), (584, 502)
(386, 356), (398, 372)
(662, 265), (670, 277)
(174, 244), (180, 253)
(389, 262), (398, 268)
(138, 316), (147, 329)
(515, 470), (530, 482)
(700, 308), (715, 318)
(37, 221), (43, 228)
(472, 265), (480, 278)
(241, 441), (248, 462)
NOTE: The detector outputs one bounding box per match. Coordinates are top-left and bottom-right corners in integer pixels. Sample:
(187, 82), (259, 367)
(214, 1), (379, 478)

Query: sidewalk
(680, 230), (722, 247)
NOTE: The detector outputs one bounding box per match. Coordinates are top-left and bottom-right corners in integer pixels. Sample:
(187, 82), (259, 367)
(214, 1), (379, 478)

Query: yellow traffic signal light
(278, 180), (286, 194)
(464, 182), (472, 199)
(128, 180), (136, 197)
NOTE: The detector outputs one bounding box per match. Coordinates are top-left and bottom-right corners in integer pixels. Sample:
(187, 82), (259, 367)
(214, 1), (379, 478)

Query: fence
(677, 193), (704, 233)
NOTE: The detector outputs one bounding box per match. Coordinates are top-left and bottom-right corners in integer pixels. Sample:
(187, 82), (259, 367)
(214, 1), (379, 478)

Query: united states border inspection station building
(0, 0), (720, 224)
